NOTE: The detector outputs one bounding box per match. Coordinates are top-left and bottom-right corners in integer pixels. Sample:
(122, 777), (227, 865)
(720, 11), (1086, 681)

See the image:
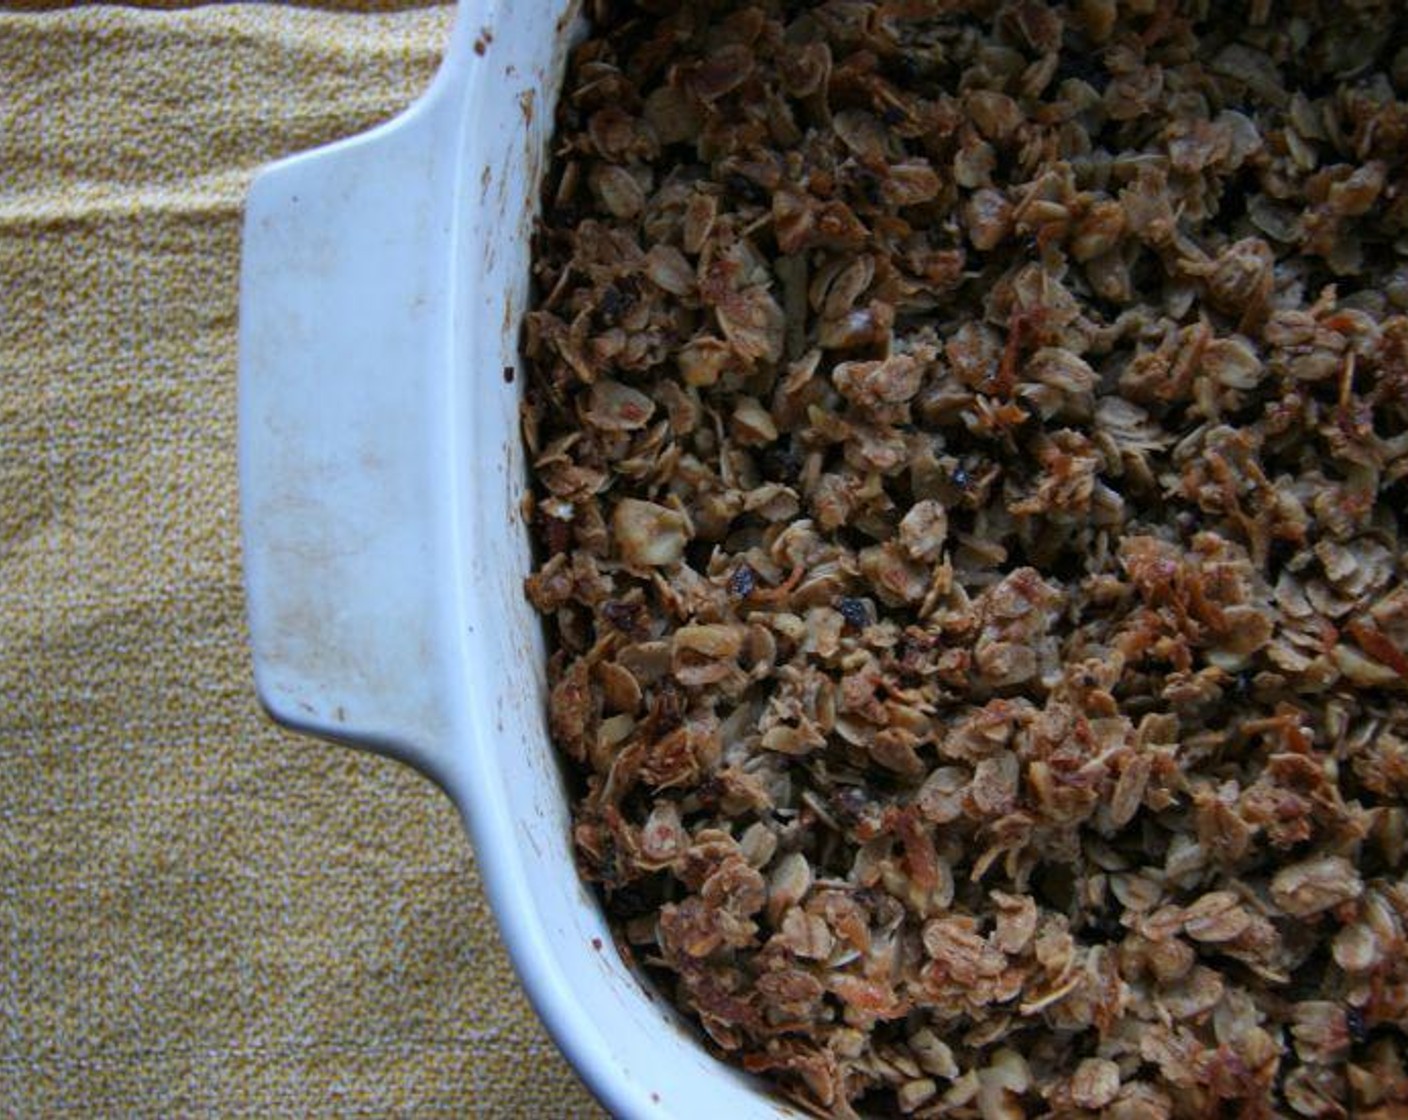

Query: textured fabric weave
(0, 4), (602, 1114)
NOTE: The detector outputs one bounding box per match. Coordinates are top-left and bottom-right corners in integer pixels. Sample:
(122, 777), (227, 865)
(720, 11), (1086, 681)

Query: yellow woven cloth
(0, 4), (601, 1114)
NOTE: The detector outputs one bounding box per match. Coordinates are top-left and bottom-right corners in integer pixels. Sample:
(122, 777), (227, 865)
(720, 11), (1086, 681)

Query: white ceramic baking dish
(237, 2), (804, 1117)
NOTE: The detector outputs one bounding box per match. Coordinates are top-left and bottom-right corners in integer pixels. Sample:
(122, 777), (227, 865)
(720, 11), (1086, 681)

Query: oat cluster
(520, 1), (1408, 1115)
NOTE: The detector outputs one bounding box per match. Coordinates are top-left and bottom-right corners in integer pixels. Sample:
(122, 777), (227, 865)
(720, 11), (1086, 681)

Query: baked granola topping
(522, 1), (1408, 1115)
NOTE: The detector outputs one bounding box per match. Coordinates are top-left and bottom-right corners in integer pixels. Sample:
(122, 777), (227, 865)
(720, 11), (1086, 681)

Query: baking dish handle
(237, 87), (466, 789)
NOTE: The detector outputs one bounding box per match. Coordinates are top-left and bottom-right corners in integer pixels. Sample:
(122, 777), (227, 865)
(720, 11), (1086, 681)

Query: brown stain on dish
(591, 937), (603, 951)
(473, 26), (494, 55)
(518, 88), (535, 125)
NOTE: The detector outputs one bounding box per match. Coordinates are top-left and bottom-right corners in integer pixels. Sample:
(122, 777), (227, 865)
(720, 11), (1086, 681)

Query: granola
(521, 1), (1408, 1115)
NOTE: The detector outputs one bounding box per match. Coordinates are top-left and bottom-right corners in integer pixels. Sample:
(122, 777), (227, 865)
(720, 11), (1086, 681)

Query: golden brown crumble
(522, 1), (1408, 1115)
